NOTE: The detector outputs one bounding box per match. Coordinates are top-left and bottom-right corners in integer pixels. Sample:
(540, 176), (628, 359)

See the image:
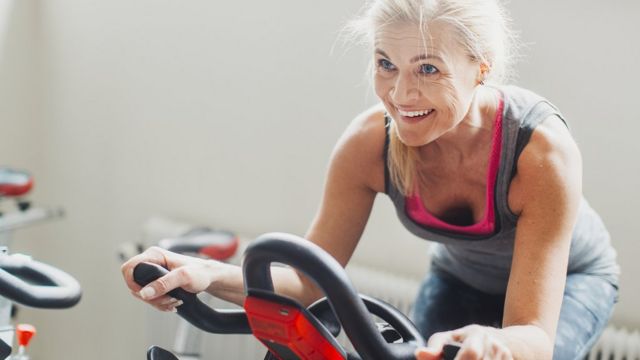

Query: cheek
(422, 81), (461, 116)
(373, 75), (391, 98)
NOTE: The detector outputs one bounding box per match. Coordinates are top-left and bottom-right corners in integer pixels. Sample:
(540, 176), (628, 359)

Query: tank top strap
(494, 85), (568, 226)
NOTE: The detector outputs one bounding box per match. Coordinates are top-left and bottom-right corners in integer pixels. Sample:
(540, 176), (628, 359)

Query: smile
(396, 108), (434, 117)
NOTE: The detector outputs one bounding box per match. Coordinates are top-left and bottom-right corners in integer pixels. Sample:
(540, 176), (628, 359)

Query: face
(373, 22), (484, 147)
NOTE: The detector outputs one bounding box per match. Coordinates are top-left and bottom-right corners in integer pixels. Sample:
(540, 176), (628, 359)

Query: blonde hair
(344, 0), (518, 195)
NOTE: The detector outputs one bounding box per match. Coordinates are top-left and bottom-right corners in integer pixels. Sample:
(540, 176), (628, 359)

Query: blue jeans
(411, 268), (618, 360)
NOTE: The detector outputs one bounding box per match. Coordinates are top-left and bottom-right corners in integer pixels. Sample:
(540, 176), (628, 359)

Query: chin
(395, 133), (434, 148)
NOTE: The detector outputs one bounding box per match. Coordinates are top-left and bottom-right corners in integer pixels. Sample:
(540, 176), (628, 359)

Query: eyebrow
(375, 49), (444, 63)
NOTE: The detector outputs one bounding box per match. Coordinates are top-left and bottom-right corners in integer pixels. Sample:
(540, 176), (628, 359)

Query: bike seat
(0, 168), (33, 197)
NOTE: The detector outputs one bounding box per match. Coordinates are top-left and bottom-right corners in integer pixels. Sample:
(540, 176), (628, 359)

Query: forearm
(496, 325), (554, 360)
(205, 261), (321, 307)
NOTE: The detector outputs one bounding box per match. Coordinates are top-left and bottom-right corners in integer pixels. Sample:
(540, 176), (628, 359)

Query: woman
(121, 0), (619, 358)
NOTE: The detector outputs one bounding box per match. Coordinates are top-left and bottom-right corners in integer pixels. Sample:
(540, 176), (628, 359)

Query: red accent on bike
(0, 177), (33, 197)
(244, 296), (346, 360)
(16, 324), (36, 347)
(198, 236), (240, 261)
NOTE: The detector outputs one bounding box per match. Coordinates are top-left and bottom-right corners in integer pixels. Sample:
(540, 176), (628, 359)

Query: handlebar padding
(133, 262), (251, 334)
(0, 256), (82, 309)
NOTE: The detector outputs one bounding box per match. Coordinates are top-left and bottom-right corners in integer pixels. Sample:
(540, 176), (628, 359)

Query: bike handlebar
(243, 232), (426, 360)
(133, 262), (251, 334)
(0, 254), (82, 309)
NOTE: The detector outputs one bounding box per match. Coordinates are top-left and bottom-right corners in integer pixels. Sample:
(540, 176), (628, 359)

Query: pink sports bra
(405, 95), (504, 236)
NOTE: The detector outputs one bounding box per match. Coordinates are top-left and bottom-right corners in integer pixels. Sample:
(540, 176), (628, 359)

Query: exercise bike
(119, 221), (239, 360)
(0, 167), (33, 214)
(134, 232), (461, 360)
(0, 246), (82, 359)
(0, 166), (82, 359)
(0, 167), (64, 244)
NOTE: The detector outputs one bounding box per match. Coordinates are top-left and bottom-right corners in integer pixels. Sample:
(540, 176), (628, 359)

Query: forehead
(374, 22), (462, 60)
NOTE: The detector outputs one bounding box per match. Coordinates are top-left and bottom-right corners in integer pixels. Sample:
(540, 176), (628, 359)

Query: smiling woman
(337, 1), (620, 359)
(119, 1), (620, 359)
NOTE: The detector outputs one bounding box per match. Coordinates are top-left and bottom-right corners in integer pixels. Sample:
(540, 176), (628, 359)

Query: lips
(396, 107), (435, 123)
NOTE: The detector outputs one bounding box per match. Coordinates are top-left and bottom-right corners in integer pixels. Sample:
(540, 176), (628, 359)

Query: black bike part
(147, 346), (179, 360)
(443, 343), (462, 359)
(0, 337), (11, 360)
(306, 294), (423, 345)
(306, 297), (341, 337)
(243, 232), (426, 360)
(132, 262), (251, 334)
(0, 256), (82, 309)
(378, 323), (402, 343)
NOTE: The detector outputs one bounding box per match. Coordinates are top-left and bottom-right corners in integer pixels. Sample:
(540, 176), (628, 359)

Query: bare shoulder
(331, 104), (387, 193)
(509, 115), (583, 215)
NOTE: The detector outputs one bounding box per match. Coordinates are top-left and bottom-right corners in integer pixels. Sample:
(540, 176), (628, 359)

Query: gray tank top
(384, 85), (620, 294)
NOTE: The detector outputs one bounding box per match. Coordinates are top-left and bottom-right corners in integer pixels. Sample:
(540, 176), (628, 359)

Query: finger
(457, 333), (485, 360)
(415, 347), (441, 360)
(138, 267), (192, 301)
(120, 247), (165, 277)
(130, 290), (177, 307)
(120, 247), (167, 291)
(157, 299), (184, 313)
(427, 331), (454, 350)
(492, 342), (512, 360)
(485, 338), (498, 359)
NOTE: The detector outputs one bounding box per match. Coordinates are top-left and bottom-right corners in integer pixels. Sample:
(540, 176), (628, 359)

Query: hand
(120, 246), (219, 312)
(415, 325), (513, 360)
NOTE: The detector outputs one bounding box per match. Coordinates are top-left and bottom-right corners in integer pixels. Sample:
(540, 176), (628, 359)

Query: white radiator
(588, 327), (640, 360)
(140, 217), (639, 360)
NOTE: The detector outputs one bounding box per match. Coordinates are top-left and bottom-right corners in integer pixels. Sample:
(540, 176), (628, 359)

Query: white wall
(0, 0), (43, 170)
(508, 1), (640, 329)
(0, 0), (638, 359)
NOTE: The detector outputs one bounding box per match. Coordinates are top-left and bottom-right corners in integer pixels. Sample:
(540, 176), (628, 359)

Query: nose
(390, 71), (420, 104)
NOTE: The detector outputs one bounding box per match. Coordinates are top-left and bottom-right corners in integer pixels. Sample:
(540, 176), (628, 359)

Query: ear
(477, 62), (491, 85)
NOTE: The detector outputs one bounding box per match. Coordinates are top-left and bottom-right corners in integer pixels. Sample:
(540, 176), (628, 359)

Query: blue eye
(377, 59), (396, 71)
(419, 64), (439, 75)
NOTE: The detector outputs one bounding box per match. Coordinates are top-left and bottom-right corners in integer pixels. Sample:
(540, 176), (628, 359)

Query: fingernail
(139, 287), (156, 300)
(170, 307), (178, 313)
(174, 300), (184, 308)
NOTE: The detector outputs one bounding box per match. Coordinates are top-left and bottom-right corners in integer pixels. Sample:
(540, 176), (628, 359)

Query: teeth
(397, 108), (433, 117)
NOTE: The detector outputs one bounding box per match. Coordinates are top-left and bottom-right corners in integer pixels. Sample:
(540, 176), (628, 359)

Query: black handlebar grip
(132, 262), (251, 334)
(443, 343), (461, 360)
(0, 256), (81, 309)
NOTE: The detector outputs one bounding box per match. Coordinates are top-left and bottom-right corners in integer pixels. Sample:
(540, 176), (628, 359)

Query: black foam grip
(443, 343), (461, 360)
(0, 256), (81, 309)
(133, 262), (251, 334)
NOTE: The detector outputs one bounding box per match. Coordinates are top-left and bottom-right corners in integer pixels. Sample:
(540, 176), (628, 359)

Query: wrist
(204, 260), (240, 294)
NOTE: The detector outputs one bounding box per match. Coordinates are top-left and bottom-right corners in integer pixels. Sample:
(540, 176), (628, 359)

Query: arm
(497, 115), (582, 359)
(417, 115), (582, 360)
(121, 108), (386, 308)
